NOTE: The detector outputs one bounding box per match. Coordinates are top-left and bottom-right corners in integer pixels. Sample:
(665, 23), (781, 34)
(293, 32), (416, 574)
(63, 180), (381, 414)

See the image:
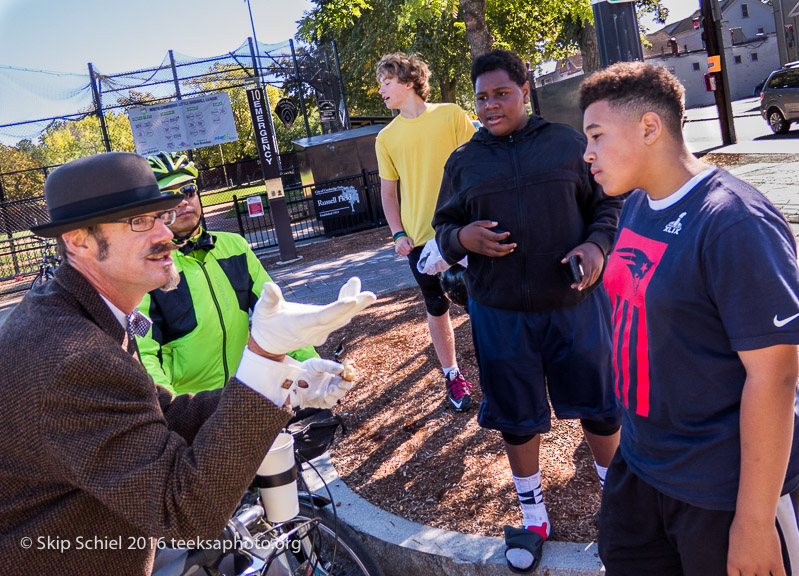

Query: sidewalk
(262, 243), (416, 306)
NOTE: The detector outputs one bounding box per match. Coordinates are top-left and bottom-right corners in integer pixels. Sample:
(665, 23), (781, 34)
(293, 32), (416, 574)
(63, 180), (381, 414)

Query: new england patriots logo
(615, 247), (654, 296)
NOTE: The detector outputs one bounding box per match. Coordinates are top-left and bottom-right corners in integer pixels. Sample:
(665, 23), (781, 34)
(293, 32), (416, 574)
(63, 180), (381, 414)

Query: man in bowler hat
(0, 152), (375, 575)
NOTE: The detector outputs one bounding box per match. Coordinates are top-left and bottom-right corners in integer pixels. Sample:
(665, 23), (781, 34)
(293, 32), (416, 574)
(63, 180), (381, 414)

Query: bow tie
(126, 308), (152, 338)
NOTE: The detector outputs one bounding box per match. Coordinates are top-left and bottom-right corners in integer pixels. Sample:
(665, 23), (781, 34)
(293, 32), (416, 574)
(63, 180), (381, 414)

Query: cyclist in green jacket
(136, 152), (317, 395)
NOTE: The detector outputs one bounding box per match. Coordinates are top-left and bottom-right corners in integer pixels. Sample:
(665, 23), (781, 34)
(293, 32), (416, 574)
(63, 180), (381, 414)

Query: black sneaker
(445, 371), (474, 412)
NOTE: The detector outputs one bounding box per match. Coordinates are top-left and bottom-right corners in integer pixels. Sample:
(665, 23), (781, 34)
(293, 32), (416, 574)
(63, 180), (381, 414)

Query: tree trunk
(439, 76), (458, 103)
(459, 0), (492, 59)
(579, 20), (601, 74)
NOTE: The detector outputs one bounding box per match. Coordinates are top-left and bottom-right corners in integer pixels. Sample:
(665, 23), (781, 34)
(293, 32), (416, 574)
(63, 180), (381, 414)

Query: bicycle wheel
(277, 501), (385, 576)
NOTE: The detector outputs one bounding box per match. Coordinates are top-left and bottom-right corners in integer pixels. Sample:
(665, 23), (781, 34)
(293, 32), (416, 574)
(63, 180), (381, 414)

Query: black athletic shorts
(407, 246), (449, 317)
(599, 450), (799, 575)
(469, 287), (619, 435)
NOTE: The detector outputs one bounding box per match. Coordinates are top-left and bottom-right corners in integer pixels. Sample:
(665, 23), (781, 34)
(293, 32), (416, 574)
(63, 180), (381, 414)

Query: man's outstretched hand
(250, 278), (377, 355)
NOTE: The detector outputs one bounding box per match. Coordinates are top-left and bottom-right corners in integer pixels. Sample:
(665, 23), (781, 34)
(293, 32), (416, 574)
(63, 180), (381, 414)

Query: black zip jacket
(433, 115), (622, 312)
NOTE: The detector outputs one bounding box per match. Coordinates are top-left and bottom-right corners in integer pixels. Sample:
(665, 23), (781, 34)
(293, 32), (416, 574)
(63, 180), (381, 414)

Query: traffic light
(693, 16), (704, 29)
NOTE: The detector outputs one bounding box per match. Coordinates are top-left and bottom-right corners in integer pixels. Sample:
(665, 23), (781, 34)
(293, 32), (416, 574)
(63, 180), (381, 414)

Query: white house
(644, 0), (779, 107)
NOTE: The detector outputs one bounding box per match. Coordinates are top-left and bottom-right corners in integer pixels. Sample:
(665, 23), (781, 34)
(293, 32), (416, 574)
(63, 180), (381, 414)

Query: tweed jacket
(0, 262), (293, 575)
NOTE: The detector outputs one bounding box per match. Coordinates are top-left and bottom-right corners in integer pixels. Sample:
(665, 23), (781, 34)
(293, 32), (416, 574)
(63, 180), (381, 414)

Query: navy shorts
(407, 246), (449, 317)
(599, 450), (799, 575)
(468, 286), (619, 435)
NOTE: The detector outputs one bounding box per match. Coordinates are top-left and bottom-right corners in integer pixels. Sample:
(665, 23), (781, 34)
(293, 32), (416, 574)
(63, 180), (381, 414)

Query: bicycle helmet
(146, 151), (198, 190)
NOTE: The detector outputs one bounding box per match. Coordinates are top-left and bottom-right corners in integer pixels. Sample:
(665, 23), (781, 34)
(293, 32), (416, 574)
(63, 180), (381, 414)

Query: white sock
(442, 364), (460, 378)
(512, 472), (550, 537)
(594, 462), (608, 489)
(508, 471), (549, 570)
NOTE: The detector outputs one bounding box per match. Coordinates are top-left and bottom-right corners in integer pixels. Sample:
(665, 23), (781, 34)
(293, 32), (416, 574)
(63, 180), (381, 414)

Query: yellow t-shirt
(375, 103), (476, 245)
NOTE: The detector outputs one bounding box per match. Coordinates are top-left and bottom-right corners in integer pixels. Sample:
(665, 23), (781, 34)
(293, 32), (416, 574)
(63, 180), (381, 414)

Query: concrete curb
(302, 454), (605, 576)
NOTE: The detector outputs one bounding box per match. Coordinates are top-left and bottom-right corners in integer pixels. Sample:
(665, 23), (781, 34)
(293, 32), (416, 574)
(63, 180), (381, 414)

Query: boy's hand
(457, 221), (516, 257)
(395, 236), (414, 257)
(727, 515), (786, 576)
(562, 242), (604, 291)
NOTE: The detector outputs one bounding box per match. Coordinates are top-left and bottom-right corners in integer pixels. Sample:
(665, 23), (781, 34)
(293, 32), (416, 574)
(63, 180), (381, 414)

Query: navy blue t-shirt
(604, 167), (799, 510)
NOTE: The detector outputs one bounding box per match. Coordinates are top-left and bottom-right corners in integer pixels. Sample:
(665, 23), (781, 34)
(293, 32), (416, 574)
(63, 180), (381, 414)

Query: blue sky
(0, 0), (315, 74)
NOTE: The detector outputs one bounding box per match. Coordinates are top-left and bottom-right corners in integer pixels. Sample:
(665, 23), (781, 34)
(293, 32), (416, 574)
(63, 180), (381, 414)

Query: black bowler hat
(30, 152), (185, 237)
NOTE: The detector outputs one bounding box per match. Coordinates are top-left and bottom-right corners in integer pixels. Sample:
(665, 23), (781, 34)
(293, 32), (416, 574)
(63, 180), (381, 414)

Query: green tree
(37, 110), (135, 166)
(0, 144), (46, 201)
(297, 0), (473, 114)
(298, 0), (669, 107)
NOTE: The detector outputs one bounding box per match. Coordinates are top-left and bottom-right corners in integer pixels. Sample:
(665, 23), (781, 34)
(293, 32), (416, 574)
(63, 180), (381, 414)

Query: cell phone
(568, 256), (584, 283)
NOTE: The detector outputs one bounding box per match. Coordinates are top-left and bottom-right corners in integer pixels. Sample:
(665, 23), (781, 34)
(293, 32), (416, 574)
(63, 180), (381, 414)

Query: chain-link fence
(2, 38), (348, 147)
(0, 195), (51, 298)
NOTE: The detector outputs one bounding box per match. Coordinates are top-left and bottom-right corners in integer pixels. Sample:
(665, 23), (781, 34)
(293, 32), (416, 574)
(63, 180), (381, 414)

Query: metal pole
(87, 63), (111, 152)
(774, 0), (789, 65)
(290, 39), (312, 139)
(245, 0), (265, 88)
(168, 50), (194, 163)
(248, 37), (261, 90)
(701, 0), (736, 145)
(232, 194), (246, 237)
(331, 40), (351, 130)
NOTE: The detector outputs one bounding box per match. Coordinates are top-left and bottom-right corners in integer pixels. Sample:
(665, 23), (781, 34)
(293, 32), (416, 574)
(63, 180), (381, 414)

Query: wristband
(393, 231), (408, 243)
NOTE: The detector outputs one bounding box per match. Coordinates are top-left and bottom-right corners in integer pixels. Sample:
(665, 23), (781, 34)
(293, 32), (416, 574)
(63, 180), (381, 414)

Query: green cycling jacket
(136, 229), (317, 395)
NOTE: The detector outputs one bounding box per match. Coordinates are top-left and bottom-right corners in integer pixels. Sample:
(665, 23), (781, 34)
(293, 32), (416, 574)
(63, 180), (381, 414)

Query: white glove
(417, 238), (469, 275)
(287, 357), (354, 409)
(251, 278), (376, 355)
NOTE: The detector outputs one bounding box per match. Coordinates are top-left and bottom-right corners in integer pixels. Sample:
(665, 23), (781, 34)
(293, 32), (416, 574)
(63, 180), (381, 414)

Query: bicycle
(152, 418), (385, 576)
(30, 238), (60, 289)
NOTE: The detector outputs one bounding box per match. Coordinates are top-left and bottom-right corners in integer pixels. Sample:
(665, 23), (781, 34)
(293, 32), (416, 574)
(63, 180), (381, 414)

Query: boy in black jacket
(433, 49), (622, 573)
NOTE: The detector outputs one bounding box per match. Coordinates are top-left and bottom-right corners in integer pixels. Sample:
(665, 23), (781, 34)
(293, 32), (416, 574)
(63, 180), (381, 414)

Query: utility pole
(591, 0), (643, 67)
(701, 0), (736, 145)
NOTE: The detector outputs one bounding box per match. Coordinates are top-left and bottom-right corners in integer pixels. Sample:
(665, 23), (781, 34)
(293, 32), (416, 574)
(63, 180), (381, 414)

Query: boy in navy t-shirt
(580, 61), (799, 574)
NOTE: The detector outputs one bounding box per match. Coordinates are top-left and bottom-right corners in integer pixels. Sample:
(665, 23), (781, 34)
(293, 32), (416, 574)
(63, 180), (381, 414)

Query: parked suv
(760, 62), (799, 134)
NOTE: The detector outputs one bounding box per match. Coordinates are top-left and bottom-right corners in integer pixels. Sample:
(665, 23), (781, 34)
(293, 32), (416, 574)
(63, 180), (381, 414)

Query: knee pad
(581, 419), (620, 437)
(501, 431), (537, 446)
(424, 294), (450, 317)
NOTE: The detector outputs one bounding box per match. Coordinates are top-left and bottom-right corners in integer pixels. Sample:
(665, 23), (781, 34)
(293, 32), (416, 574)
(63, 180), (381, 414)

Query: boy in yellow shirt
(375, 53), (476, 411)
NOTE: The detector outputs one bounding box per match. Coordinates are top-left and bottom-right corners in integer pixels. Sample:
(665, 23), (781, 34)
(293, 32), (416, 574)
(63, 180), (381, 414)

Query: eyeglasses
(175, 183), (198, 198)
(113, 209), (177, 232)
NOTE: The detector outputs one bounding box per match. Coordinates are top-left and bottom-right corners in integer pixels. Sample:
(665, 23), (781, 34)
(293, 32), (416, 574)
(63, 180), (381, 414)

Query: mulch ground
(262, 226), (602, 542)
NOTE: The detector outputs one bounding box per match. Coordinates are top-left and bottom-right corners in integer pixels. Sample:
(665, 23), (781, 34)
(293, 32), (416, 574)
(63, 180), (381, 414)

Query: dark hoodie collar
(473, 115), (550, 144)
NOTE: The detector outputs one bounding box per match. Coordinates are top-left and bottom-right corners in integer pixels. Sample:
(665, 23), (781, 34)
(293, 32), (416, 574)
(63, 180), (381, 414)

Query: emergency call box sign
(246, 196), (265, 218)
(128, 93), (239, 155)
(313, 185), (365, 219)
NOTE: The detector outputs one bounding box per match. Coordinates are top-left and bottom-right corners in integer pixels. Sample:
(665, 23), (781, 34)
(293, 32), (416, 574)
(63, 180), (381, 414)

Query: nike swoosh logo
(773, 312), (799, 328)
